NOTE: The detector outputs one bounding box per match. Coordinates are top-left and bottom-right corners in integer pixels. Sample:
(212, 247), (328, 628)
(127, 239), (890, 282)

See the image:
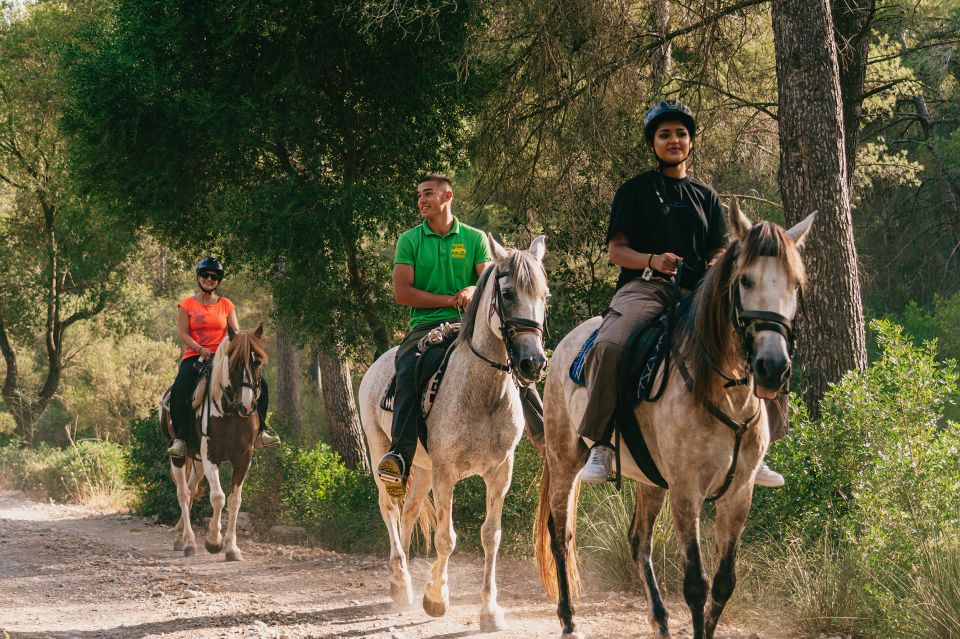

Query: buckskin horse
(160, 323), (267, 561)
(359, 235), (549, 631)
(535, 202), (814, 639)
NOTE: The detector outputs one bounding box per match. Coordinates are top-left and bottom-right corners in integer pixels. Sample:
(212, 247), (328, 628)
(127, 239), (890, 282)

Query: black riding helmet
(643, 99), (696, 144)
(195, 256), (224, 281)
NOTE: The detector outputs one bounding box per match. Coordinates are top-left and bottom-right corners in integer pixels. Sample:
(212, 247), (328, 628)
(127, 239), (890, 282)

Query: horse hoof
(422, 593), (448, 618)
(225, 549), (243, 561)
(184, 545), (196, 558)
(390, 582), (414, 609)
(173, 540), (185, 551)
(479, 607), (507, 632)
(561, 632), (586, 639)
(205, 540), (223, 554)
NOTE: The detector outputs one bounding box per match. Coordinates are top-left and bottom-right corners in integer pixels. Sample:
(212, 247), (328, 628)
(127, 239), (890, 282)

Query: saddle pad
(380, 332), (458, 415)
(569, 328), (600, 385)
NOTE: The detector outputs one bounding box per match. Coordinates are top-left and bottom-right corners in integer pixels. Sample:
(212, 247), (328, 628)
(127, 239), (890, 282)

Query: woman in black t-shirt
(578, 100), (783, 489)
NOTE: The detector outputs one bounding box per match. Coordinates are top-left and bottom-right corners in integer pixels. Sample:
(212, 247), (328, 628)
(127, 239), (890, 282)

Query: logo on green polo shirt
(451, 243), (467, 259)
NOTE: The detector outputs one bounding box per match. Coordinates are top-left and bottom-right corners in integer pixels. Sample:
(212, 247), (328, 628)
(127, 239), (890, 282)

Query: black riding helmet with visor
(196, 256), (224, 294)
(643, 99), (696, 168)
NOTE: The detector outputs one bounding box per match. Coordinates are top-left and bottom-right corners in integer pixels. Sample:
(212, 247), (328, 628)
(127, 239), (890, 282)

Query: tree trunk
(316, 344), (368, 471)
(274, 321), (303, 441)
(650, 0), (672, 95)
(771, 0), (867, 412)
(832, 0), (876, 194)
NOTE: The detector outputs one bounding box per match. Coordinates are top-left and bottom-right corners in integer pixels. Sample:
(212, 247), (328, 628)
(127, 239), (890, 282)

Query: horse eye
(502, 289), (516, 301)
(741, 276), (754, 290)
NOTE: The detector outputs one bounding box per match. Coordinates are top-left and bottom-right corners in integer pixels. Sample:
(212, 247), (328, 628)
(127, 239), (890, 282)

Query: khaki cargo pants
(578, 278), (673, 441)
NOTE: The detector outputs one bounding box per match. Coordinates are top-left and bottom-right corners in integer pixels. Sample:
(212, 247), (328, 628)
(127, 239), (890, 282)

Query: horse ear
(728, 198), (752, 242)
(487, 232), (509, 261)
(528, 235), (546, 262)
(228, 324), (237, 340)
(254, 322), (264, 338)
(786, 211), (816, 250)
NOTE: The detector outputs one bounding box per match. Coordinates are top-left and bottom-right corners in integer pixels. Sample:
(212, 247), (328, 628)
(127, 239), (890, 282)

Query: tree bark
(274, 320), (303, 441)
(316, 344), (368, 471)
(832, 0), (876, 194)
(650, 0), (672, 95)
(771, 0), (867, 412)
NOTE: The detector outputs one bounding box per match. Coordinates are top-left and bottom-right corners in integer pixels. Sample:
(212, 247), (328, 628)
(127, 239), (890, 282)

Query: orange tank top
(178, 296), (236, 360)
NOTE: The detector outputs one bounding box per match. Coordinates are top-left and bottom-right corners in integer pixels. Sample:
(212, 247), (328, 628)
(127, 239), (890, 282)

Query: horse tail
(416, 488), (437, 554)
(534, 463), (582, 601)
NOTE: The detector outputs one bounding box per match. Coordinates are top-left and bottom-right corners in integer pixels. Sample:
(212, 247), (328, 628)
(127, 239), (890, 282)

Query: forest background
(1, 0), (959, 637)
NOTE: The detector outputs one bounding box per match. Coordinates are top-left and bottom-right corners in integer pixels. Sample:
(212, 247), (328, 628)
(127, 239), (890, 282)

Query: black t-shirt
(606, 170), (727, 290)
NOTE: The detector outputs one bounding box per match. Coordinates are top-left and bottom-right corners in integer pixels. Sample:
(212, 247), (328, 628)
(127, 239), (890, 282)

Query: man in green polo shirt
(376, 174), (492, 497)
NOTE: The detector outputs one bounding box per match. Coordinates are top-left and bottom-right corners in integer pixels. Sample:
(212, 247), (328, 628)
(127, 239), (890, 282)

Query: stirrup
(167, 439), (186, 458)
(376, 452), (407, 498)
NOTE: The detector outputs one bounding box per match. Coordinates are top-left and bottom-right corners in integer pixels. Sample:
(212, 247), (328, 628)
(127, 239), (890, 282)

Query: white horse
(359, 235), (549, 631)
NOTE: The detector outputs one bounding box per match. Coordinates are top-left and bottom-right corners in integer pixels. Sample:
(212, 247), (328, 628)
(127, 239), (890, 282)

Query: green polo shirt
(394, 217), (492, 330)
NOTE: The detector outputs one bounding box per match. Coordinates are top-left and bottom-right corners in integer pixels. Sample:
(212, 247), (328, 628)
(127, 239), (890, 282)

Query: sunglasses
(199, 271), (222, 281)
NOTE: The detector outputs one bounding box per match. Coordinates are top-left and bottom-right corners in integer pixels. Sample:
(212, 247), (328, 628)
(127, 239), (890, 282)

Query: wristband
(648, 254), (655, 270)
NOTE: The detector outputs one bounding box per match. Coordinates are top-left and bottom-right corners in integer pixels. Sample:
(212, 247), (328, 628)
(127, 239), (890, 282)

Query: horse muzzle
(515, 352), (548, 385)
(751, 337), (791, 398)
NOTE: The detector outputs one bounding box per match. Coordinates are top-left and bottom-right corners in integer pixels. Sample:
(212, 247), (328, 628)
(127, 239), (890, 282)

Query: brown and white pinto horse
(160, 323), (267, 561)
(535, 203), (814, 639)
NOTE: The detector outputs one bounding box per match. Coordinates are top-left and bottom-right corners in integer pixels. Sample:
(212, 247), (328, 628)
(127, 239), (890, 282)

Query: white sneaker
(754, 461), (785, 488)
(581, 444), (614, 484)
(167, 439), (186, 458)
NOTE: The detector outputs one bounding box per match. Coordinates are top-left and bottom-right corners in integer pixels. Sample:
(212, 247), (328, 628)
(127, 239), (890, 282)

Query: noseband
(467, 268), (546, 386)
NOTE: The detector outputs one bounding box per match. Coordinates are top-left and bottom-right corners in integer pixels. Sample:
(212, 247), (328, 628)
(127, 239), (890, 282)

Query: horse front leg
(478, 458), (513, 632)
(170, 460), (197, 556)
(201, 437), (225, 554)
(670, 491), (709, 639)
(630, 484), (670, 638)
(704, 486), (753, 638)
(423, 466), (456, 618)
(223, 452), (252, 562)
(399, 465), (433, 556)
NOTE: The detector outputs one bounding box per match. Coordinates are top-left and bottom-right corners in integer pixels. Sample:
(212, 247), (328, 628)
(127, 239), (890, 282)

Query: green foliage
(60, 331), (179, 442)
(244, 442), (383, 553)
(747, 320), (960, 636)
(0, 438), (129, 507)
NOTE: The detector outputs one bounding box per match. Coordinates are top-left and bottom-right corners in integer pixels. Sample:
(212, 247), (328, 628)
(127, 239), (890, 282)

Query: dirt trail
(0, 490), (787, 638)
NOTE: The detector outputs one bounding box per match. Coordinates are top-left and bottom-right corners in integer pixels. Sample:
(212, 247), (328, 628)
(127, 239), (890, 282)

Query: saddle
(380, 323), (461, 449)
(570, 295), (693, 489)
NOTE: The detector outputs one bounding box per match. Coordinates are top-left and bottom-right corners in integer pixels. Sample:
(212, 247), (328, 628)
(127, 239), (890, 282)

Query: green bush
(0, 438), (129, 507)
(244, 441), (383, 553)
(747, 320), (960, 637)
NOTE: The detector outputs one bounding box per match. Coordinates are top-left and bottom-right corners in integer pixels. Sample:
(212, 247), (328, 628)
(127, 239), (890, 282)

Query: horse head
(476, 234), (550, 386)
(726, 199), (814, 398)
(224, 322), (267, 417)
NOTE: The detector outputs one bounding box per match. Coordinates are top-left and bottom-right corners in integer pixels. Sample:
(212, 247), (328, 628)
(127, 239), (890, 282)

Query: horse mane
(457, 248), (549, 345)
(679, 220), (806, 403)
(209, 329), (269, 407)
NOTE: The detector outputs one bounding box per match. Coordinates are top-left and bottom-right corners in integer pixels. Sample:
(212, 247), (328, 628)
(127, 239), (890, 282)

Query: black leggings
(170, 355), (269, 440)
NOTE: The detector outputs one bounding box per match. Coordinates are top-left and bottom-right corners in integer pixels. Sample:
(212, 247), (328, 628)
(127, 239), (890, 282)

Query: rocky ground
(0, 490), (794, 639)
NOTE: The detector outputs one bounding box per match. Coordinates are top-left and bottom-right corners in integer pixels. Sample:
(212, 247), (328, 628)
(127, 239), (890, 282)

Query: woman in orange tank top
(167, 257), (280, 457)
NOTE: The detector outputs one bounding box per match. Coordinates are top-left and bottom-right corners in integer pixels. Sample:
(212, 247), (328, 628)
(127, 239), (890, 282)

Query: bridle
(221, 352), (263, 418)
(467, 268), (547, 387)
(731, 278), (797, 393)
